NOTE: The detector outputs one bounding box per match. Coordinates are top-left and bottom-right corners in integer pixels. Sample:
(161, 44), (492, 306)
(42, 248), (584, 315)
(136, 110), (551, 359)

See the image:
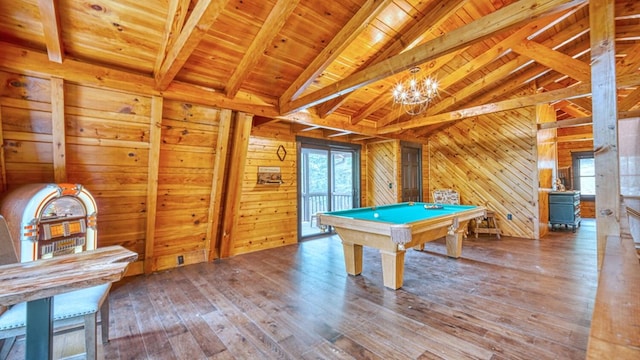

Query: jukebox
(0, 183), (97, 262)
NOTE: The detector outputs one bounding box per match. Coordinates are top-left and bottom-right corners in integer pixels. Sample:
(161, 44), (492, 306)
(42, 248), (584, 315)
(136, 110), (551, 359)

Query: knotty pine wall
(557, 124), (595, 218)
(363, 140), (430, 207)
(537, 104), (557, 239)
(232, 122), (298, 256)
(152, 100), (227, 270)
(364, 140), (398, 206)
(428, 108), (539, 239)
(0, 70), (157, 274)
(0, 70), (366, 273)
(1, 67), (591, 273)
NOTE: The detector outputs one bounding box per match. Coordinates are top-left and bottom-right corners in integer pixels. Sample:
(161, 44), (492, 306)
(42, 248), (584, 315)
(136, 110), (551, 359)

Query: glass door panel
(332, 151), (354, 211)
(301, 148), (329, 237)
(298, 138), (360, 240)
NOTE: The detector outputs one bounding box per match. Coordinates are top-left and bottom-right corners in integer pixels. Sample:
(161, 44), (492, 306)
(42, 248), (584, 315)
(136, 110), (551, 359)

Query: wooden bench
(586, 204), (640, 358)
(0, 215), (110, 360)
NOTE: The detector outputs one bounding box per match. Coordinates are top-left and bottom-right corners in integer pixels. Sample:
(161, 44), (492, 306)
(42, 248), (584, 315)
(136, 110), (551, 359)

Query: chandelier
(392, 66), (439, 115)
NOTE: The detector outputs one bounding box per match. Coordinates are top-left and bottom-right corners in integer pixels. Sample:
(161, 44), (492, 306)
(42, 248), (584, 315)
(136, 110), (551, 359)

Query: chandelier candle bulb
(392, 66), (439, 115)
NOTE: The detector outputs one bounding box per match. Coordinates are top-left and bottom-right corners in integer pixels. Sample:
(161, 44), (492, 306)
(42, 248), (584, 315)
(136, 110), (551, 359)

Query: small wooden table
(0, 245), (138, 360)
(474, 209), (501, 239)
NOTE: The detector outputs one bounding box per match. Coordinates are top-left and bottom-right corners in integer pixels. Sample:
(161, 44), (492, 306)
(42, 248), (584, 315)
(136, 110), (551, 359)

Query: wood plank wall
(428, 108), (539, 239)
(64, 82), (153, 265)
(232, 122), (298, 256)
(0, 72), (54, 186)
(0, 66), (362, 271)
(364, 140), (398, 206)
(558, 124), (596, 218)
(1, 66), (593, 272)
(152, 100), (224, 270)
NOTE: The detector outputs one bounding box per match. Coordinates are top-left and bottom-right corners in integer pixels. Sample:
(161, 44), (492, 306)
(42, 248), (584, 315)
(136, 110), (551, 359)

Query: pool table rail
(318, 204), (486, 289)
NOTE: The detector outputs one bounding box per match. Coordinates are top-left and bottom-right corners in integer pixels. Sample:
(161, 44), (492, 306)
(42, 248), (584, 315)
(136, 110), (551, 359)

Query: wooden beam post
(144, 96), (163, 273)
(219, 112), (253, 258)
(50, 77), (66, 183)
(206, 109), (233, 261)
(589, 0), (620, 269)
(36, 0), (64, 63)
(0, 104), (5, 191)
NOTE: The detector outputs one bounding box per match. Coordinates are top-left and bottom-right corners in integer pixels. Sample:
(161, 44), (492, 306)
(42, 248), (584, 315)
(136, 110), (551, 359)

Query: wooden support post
(589, 0), (620, 269)
(219, 112), (253, 258)
(50, 77), (66, 183)
(206, 109), (232, 261)
(144, 96), (163, 273)
(0, 103), (6, 192)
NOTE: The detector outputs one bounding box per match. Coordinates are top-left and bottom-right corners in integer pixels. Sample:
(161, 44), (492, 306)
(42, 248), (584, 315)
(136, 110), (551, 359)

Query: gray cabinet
(549, 191), (581, 232)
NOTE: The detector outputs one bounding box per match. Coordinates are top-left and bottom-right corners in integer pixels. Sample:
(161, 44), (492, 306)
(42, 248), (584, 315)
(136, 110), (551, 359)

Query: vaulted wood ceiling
(0, 0), (639, 141)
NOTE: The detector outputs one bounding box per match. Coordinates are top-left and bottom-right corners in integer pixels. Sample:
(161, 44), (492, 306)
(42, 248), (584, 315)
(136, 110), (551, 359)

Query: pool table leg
(342, 242), (363, 276)
(380, 250), (405, 289)
(445, 229), (464, 258)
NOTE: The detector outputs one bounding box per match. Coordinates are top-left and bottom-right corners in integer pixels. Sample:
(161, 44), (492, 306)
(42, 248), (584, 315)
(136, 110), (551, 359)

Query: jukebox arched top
(0, 183), (97, 262)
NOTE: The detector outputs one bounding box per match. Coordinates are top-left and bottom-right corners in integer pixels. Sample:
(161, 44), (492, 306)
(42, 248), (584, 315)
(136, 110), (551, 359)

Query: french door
(297, 137), (360, 239)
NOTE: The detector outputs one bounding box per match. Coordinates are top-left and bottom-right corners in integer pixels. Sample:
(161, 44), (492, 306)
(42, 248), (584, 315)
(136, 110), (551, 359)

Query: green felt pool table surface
(323, 202), (480, 224)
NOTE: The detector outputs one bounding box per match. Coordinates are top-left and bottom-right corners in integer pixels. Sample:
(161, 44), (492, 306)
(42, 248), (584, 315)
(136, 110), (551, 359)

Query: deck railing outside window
(301, 193), (352, 222)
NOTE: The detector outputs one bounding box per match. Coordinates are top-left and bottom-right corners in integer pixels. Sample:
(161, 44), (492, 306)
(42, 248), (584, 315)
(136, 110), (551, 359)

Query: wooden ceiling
(0, 0), (639, 141)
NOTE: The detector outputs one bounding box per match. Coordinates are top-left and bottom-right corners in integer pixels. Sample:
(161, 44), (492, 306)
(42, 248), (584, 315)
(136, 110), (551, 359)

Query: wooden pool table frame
(319, 205), (486, 290)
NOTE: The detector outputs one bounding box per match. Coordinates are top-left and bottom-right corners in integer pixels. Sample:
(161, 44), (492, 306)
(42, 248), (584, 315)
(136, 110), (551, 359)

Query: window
(572, 151), (595, 200)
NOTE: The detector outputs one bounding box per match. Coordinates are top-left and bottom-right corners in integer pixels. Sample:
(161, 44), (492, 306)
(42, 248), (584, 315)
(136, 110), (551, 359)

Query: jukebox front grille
(40, 236), (86, 257)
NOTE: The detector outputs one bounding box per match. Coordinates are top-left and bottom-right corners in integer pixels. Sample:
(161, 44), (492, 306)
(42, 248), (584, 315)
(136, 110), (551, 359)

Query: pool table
(318, 202), (486, 290)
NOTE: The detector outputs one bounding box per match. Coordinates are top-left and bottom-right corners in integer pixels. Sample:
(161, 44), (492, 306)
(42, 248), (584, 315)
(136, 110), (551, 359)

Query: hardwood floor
(6, 220), (597, 359)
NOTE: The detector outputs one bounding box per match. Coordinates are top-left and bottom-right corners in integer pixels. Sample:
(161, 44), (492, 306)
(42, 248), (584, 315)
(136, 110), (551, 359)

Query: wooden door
(401, 145), (422, 202)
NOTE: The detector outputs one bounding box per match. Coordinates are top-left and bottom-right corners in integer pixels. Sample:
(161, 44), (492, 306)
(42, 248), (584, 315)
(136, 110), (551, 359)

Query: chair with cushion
(432, 189), (460, 204)
(0, 215), (110, 360)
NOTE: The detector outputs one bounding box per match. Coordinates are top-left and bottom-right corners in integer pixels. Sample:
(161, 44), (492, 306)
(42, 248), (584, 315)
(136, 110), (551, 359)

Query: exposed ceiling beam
(378, 72), (640, 134)
(617, 42), (640, 76)
(350, 135), (376, 142)
(512, 39), (591, 82)
(252, 116), (280, 127)
(463, 28), (591, 113)
(615, 0), (640, 20)
(278, 0), (392, 105)
(154, 0), (191, 76)
(325, 131), (351, 138)
(280, 109), (378, 137)
(314, 0), (470, 118)
(382, 56), (535, 129)
(225, 0), (300, 99)
(376, 10), (577, 127)
(537, 109), (640, 129)
(350, 50), (461, 125)
(554, 100), (590, 117)
(281, 0), (589, 115)
(37, 0), (64, 63)
(619, 86), (640, 111)
(155, 0), (229, 90)
(295, 125), (322, 132)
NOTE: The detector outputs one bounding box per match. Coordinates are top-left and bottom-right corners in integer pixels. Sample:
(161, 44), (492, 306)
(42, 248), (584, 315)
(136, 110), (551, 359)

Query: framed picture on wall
(257, 166), (283, 184)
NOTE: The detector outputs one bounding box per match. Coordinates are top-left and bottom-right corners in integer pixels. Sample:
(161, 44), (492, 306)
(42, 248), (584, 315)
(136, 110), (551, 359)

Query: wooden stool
(474, 210), (501, 239)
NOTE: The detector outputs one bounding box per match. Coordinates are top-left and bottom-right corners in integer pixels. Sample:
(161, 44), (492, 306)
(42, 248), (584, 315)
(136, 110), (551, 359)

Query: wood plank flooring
(6, 220), (597, 359)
